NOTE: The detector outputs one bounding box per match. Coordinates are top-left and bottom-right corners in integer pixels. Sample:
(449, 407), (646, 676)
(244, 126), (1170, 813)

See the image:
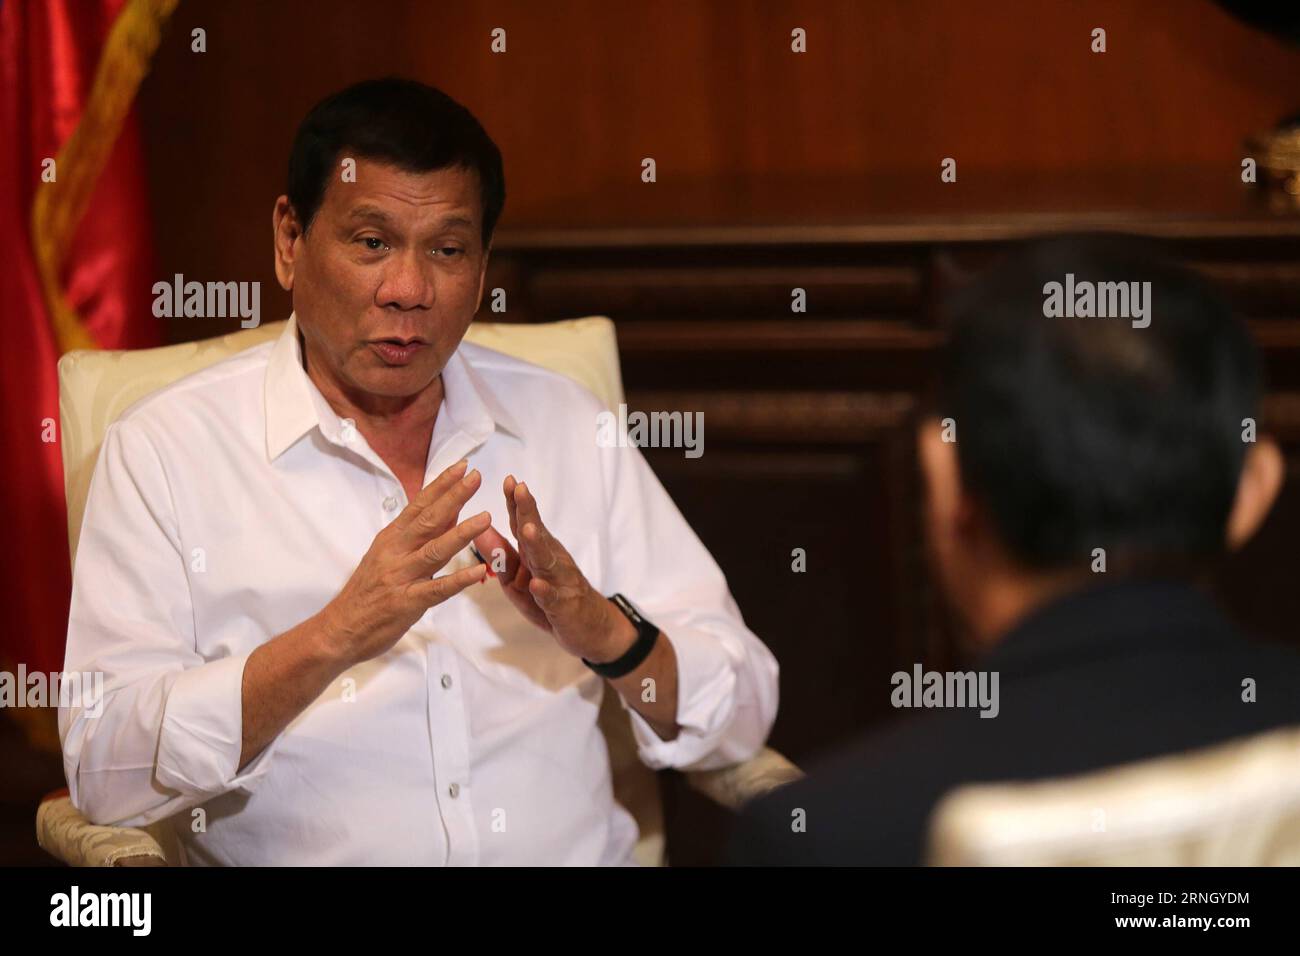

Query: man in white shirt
(59, 78), (779, 865)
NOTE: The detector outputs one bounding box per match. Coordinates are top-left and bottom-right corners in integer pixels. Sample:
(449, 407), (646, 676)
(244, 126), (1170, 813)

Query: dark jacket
(727, 577), (1300, 865)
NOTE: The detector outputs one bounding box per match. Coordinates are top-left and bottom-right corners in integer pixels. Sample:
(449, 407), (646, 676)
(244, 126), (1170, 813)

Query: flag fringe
(30, 0), (180, 355)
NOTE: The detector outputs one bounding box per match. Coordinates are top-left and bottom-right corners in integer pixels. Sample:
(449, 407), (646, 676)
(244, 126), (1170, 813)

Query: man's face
(274, 158), (489, 402)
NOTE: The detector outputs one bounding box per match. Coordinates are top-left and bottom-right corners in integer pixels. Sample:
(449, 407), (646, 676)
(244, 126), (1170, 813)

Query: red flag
(0, 0), (163, 713)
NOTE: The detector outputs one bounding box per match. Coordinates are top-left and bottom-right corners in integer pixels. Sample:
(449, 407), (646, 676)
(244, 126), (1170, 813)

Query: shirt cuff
(155, 652), (275, 799)
(627, 624), (740, 770)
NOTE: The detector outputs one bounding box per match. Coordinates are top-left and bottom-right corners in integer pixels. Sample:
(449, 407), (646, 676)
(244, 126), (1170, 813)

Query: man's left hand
(473, 476), (636, 664)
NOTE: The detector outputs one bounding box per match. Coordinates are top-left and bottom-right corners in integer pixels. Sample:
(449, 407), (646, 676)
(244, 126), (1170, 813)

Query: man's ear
(473, 240), (493, 315)
(918, 417), (966, 533)
(272, 196), (303, 292)
(1226, 437), (1285, 551)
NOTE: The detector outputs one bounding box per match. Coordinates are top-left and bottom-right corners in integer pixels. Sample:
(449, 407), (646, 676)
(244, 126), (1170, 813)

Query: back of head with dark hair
(938, 234), (1261, 573)
(287, 77), (505, 245)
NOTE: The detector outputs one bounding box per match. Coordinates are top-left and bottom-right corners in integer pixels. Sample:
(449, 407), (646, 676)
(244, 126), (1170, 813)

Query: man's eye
(359, 237), (388, 251)
(434, 247), (464, 258)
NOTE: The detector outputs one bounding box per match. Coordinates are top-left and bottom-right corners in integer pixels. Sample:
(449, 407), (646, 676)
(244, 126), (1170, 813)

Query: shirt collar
(440, 334), (525, 446)
(264, 313), (524, 462)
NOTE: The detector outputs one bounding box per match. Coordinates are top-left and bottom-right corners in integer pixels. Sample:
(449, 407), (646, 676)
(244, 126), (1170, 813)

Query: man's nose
(376, 250), (435, 310)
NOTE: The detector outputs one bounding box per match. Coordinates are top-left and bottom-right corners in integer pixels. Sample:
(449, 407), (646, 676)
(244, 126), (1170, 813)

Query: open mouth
(369, 338), (428, 365)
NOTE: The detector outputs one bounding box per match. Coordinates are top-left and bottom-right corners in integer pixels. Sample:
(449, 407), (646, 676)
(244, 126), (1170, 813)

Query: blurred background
(5, 0), (1300, 864)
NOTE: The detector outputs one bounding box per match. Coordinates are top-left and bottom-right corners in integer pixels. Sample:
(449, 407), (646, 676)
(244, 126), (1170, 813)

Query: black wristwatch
(583, 593), (660, 679)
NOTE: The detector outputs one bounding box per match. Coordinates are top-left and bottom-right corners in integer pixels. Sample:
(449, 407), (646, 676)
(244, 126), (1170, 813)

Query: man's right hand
(319, 459), (490, 665)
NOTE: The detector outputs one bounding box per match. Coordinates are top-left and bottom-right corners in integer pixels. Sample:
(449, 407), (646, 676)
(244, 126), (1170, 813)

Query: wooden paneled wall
(139, 0), (1300, 341)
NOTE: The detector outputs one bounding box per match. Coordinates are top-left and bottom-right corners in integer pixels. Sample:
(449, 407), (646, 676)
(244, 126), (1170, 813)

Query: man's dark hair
(937, 234), (1261, 572)
(286, 77), (505, 245)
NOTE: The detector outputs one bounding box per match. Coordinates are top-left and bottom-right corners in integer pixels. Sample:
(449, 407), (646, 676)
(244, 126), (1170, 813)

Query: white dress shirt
(60, 314), (779, 865)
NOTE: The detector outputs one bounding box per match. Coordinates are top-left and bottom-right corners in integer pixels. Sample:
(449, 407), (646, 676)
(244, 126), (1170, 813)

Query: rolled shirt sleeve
(60, 420), (276, 828)
(593, 409), (779, 771)
(155, 650), (276, 800)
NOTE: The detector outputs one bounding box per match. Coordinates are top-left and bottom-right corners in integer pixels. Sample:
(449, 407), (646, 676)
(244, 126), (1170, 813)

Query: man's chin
(353, 361), (441, 399)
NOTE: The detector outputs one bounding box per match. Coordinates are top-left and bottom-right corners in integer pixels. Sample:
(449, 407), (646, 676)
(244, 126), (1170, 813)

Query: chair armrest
(684, 747), (803, 811)
(37, 790), (168, 867)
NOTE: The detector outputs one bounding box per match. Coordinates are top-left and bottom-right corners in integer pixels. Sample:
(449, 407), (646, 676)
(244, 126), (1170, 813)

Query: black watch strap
(584, 594), (660, 678)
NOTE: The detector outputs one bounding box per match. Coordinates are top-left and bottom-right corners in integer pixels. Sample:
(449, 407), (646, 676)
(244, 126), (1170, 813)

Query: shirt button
(441, 673), (453, 689)
(448, 783), (460, 799)
(383, 496), (398, 512)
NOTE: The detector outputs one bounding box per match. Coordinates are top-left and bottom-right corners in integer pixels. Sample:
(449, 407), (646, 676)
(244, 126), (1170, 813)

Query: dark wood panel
(527, 266), (922, 317)
(645, 435), (921, 763)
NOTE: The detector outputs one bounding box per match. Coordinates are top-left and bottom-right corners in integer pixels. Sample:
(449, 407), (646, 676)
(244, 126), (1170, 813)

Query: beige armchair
(41, 316), (801, 867)
(927, 724), (1300, 866)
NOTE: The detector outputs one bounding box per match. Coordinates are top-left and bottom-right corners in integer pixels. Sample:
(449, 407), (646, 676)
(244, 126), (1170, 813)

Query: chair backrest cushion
(927, 725), (1300, 865)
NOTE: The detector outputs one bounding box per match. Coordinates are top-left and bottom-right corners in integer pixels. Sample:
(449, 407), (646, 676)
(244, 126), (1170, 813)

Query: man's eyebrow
(344, 207), (476, 231)
(346, 205), (392, 224)
(435, 215), (476, 231)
